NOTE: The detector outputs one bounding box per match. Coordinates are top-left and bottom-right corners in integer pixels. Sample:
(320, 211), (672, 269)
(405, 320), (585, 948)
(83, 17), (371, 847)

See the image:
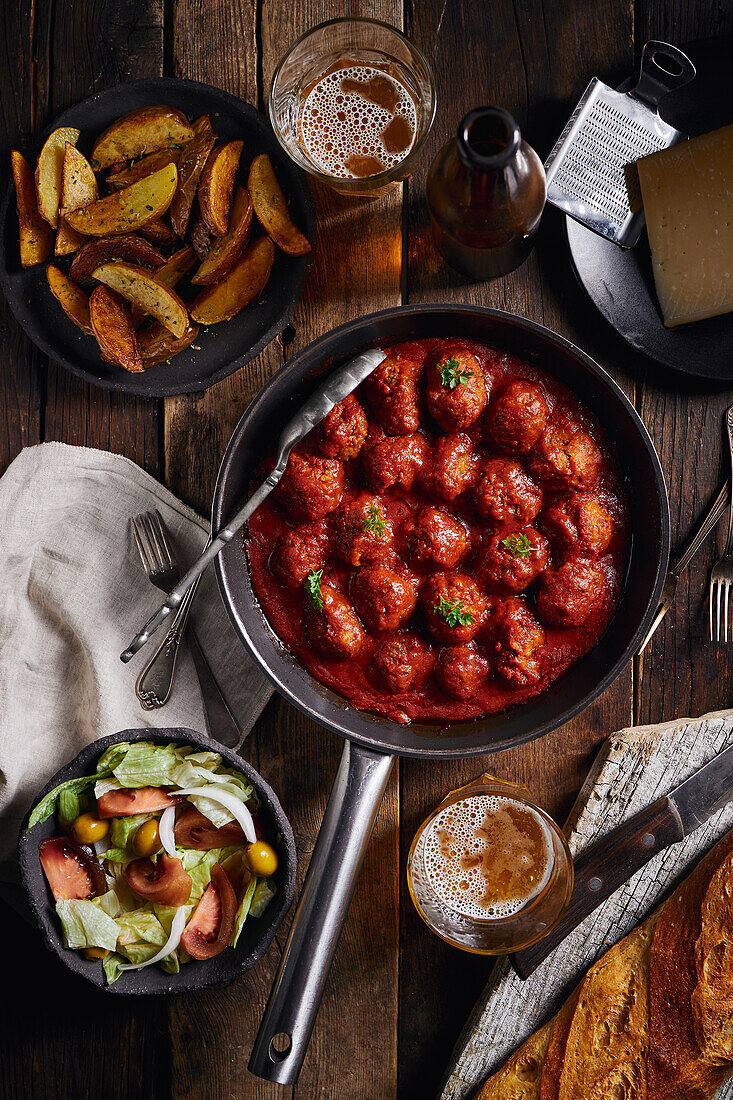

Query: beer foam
(299, 65), (417, 179)
(423, 795), (554, 920)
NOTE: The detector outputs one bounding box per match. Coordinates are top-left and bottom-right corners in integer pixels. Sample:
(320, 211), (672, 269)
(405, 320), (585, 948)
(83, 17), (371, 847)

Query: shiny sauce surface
(244, 338), (628, 724)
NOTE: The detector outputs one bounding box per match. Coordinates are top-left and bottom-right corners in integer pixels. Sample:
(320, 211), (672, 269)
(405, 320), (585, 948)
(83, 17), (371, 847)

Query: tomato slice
(173, 803), (246, 850)
(180, 864), (237, 960)
(39, 837), (107, 901)
(97, 786), (184, 818)
(125, 853), (192, 906)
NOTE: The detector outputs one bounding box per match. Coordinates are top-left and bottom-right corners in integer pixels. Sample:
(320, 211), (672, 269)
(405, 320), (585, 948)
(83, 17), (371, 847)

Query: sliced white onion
(94, 838), (110, 857)
(176, 785), (256, 843)
(158, 805), (178, 858)
(118, 906), (187, 971)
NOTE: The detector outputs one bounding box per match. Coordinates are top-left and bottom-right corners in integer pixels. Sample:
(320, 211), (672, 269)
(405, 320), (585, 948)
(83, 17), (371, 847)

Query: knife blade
(511, 744), (733, 980)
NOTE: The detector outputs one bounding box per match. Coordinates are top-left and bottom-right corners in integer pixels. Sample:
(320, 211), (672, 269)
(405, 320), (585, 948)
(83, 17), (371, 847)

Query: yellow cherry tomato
(246, 841), (278, 877)
(83, 946), (109, 960)
(72, 812), (109, 844)
(133, 818), (161, 857)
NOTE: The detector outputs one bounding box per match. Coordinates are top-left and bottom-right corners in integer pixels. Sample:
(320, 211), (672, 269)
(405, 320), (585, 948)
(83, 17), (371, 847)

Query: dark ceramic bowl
(0, 77), (314, 396)
(18, 728), (296, 995)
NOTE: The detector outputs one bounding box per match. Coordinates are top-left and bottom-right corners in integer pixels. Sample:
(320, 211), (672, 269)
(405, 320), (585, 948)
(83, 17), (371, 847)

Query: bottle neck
(456, 107), (521, 172)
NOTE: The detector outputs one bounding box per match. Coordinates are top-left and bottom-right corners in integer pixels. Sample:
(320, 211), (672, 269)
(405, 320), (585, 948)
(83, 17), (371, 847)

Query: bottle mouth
(457, 107), (521, 168)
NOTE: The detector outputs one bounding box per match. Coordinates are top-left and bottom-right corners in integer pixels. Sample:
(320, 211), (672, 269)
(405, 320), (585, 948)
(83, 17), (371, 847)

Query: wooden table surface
(2, 1), (732, 1098)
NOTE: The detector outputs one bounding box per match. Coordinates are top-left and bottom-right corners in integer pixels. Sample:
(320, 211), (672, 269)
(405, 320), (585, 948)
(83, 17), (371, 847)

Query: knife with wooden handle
(511, 743), (733, 980)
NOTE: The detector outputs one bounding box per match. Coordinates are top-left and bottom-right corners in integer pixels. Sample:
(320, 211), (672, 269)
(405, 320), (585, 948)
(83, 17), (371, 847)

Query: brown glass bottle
(426, 107), (546, 279)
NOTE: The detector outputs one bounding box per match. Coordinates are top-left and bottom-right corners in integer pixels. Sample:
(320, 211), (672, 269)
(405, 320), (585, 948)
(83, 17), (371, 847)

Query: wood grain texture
(442, 710), (733, 1100)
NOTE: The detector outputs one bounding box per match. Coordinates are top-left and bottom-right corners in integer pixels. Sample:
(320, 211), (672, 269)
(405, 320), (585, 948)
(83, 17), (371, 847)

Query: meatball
(363, 432), (428, 492)
(435, 643), (490, 700)
(426, 348), (488, 432)
(270, 526), (329, 588)
(485, 380), (549, 453)
(315, 395), (368, 461)
(420, 432), (481, 501)
(371, 633), (433, 693)
(333, 493), (394, 567)
(529, 420), (603, 490)
(351, 566), (417, 633)
(276, 451), (344, 520)
(422, 572), (487, 644)
(303, 583), (364, 660)
(542, 492), (614, 557)
(536, 556), (607, 627)
(473, 458), (542, 526)
(364, 352), (422, 435)
(491, 597), (545, 687)
(403, 507), (468, 569)
(475, 528), (550, 592)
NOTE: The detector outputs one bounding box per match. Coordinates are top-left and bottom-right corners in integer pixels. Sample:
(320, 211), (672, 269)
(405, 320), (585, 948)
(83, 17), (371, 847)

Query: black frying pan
(211, 304), (670, 1083)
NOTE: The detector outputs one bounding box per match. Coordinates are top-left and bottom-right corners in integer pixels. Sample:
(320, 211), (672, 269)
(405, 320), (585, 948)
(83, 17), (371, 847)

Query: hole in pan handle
(632, 40), (696, 108)
(248, 740), (395, 1085)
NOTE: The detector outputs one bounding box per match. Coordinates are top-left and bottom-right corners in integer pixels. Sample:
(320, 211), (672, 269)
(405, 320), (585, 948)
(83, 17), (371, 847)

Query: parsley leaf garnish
(501, 533), (535, 558)
(361, 505), (386, 537)
(439, 357), (474, 390)
(304, 568), (324, 612)
(433, 596), (475, 628)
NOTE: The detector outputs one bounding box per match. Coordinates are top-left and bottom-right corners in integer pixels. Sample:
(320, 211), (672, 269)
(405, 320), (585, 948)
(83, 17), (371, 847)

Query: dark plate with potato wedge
(0, 77), (314, 396)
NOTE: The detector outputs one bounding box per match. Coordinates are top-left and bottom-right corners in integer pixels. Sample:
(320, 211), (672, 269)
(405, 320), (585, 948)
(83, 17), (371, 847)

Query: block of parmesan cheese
(637, 124), (733, 327)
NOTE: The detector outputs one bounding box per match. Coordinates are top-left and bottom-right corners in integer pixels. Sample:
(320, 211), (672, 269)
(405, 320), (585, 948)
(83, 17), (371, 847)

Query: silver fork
(709, 406), (733, 643)
(132, 510), (241, 747)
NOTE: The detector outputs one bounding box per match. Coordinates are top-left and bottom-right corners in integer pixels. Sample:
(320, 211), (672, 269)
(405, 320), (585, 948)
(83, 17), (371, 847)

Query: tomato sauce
(244, 339), (628, 725)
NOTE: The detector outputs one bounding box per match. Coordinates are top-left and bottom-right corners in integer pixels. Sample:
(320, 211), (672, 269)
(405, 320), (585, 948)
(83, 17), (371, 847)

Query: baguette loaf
(476, 829), (733, 1100)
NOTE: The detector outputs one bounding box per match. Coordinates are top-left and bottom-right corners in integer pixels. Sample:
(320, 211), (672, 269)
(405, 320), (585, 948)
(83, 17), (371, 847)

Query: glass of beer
(269, 18), (436, 198)
(407, 774), (573, 954)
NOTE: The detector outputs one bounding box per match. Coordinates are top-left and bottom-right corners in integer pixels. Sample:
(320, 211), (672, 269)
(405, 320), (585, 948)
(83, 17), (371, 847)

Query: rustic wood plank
(398, 1), (635, 1095)
(0, 3), (167, 1099)
(165, 3), (402, 1098)
(633, 0), (733, 726)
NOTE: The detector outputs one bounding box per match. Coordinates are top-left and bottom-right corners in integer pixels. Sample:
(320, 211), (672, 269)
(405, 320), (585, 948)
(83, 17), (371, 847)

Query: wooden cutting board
(439, 708), (733, 1100)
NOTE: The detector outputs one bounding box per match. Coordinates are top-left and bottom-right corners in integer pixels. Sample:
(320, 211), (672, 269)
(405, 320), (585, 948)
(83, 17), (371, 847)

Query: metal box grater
(544, 41), (696, 247)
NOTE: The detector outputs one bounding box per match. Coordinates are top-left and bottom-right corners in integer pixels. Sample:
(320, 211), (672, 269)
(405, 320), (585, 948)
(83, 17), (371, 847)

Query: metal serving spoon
(121, 347), (387, 663)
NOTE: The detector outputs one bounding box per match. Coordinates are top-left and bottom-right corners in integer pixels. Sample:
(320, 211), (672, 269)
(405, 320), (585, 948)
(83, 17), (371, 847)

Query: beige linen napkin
(0, 442), (272, 875)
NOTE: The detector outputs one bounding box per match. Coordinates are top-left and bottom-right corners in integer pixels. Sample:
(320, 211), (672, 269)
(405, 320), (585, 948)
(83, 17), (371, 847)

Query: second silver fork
(709, 406), (733, 643)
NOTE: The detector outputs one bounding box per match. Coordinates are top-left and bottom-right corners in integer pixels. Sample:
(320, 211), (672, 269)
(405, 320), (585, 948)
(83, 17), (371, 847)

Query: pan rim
(213, 303), (670, 758)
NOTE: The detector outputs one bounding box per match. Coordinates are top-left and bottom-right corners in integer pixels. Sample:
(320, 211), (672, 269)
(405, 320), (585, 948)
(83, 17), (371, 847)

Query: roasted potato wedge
(46, 264), (94, 335)
(70, 234), (165, 284)
(89, 285), (142, 371)
(92, 261), (189, 337)
(106, 148), (181, 190)
(130, 245), (196, 326)
(35, 127), (81, 228)
(138, 318), (199, 366)
(190, 235), (274, 324)
(11, 150), (53, 267)
(190, 215), (212, 260)
(248, 153), (311, 256)
(198, 140), (243, 236)
(91, 106), (194, 170)
(139, 216), (177, 245)
(55, 144), (99, 256)
(64, 163), (178, 236)
(170, 115), (216, 237)
(191, 186), (253, 285)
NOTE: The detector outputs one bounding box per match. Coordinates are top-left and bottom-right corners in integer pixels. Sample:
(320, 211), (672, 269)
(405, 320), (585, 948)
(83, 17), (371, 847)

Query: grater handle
(631, 41), (696, 110)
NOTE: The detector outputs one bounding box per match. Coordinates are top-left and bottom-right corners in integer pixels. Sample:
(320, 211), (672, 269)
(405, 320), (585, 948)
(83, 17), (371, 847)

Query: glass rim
(267, 16), (437, 190)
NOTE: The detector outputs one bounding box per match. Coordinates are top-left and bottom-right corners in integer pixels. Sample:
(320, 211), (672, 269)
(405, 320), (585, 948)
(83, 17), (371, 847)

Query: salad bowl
(18, 727), (296, 995)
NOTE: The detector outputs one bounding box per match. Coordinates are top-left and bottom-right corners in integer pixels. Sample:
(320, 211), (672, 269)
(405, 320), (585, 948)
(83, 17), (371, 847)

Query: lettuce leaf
(251, 877), (276, 918)
(109, 812), (156, 851)
(29, 771), (110, 826)
(111, 742), (180, 788)
(230, 876), (258, 947)
(56, 899), (120, 952)
(161, 951), (180, 975)
(103, 952), (124, 984)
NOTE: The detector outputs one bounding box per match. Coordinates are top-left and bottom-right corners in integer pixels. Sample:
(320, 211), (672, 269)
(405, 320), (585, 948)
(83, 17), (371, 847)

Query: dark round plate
(566, 37), (733, 380)
(0, 78), (314, 396)
(18, 727), (296, 994)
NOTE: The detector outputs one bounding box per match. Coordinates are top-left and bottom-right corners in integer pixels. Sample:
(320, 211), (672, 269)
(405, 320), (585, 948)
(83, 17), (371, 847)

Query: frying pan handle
(248, 740), (395, 1084)
(632, 41), (696, 108)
